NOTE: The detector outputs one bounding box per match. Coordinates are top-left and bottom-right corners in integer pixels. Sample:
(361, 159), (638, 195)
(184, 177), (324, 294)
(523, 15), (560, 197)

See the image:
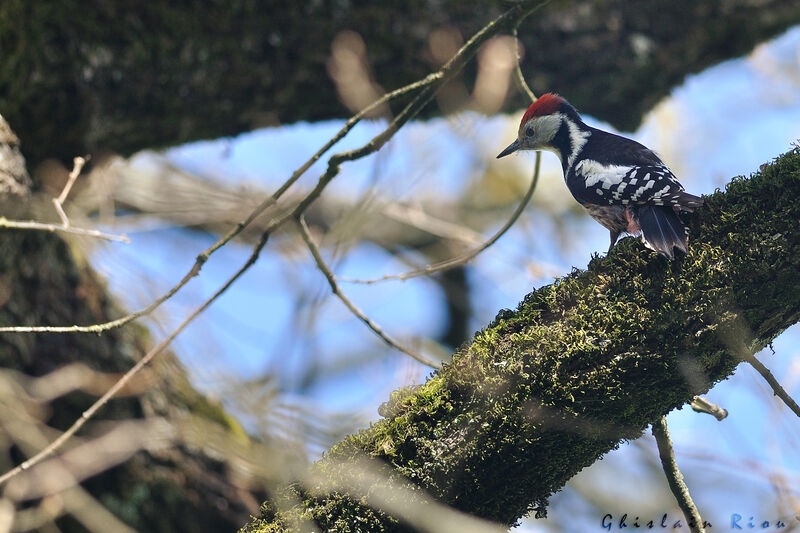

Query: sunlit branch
(297, 216), (440, 369)
(53, 155), (88, 226)
(744, 353), (800, 418)
(0, 156), (130, 244)
(689, 396), (728, 421)
(652, 416), (706, 533)
(0, 217), (129, 243)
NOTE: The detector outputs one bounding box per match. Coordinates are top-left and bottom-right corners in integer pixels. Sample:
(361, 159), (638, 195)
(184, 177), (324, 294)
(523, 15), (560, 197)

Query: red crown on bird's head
(520, 93), (565, 127)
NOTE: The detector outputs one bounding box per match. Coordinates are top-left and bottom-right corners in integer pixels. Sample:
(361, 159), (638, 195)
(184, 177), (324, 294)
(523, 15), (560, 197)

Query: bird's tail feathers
(673, 191), (704, 212)
(638, 205), (689, 259)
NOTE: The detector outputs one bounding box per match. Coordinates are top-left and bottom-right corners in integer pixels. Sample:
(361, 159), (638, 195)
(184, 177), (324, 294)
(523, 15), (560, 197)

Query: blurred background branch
(2, 1), (800, 164)
(652, 416), (706, 533)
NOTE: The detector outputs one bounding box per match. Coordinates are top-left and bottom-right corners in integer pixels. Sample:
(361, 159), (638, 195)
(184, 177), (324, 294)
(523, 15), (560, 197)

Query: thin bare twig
(340, 24), (542, 286)
(0, 155), (130, 243)
(0, 217), (130, 243)
(297, 216), (440, 369)
(54, 156), (88, 226)
(744, 353), (800, 418)
(511, 24), (536, 103)
(652, 416), (706, 533)
(340, 147), (541, 285)
(690, 396), (728, 421)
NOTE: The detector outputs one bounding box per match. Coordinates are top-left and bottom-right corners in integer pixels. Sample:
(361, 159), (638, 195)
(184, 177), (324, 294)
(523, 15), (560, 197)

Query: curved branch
(339, 153), (541, 285)
(340, 39), (542, 286)
(297, 216), (441, 369)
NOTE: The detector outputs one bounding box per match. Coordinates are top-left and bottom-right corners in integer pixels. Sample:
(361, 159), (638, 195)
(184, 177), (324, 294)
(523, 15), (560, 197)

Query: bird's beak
(496, 139), (520, 159)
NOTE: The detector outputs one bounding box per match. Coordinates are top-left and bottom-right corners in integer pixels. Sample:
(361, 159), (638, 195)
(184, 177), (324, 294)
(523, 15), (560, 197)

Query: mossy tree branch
(242, 147), (800, 531)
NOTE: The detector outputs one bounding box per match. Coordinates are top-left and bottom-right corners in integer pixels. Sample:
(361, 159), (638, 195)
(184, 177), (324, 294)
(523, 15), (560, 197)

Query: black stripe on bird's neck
(551, 120), (576, 173)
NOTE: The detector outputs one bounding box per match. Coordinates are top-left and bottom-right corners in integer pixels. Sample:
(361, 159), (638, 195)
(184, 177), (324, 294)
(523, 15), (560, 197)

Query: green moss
(243, 148), (800, 531)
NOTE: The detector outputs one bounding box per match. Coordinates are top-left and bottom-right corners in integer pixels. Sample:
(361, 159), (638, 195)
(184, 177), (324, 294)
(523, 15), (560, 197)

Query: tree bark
(0, 233), (266, 533)
(0, 116), (262, 532)
(2, 0), (799, 165)
(241, 146), (800, 531)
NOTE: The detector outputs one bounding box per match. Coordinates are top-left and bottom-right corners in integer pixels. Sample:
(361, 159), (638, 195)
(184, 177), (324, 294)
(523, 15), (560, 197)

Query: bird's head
(497, 93), (575, 158)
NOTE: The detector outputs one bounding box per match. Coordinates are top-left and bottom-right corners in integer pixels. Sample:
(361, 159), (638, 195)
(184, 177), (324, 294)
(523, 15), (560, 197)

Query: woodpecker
(497, 93), (703, 258)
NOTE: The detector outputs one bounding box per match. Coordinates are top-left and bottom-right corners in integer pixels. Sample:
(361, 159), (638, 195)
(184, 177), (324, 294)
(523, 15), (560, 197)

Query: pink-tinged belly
(582, 204), (639, 235)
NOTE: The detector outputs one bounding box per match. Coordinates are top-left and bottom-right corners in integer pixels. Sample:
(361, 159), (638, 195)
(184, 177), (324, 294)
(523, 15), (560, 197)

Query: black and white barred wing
(575, 160), (703, 211)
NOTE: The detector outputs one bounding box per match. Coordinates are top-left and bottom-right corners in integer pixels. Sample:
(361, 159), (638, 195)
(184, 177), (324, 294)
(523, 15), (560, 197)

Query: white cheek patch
(526, 114), (590, 167)
(531, 114), (562, 145)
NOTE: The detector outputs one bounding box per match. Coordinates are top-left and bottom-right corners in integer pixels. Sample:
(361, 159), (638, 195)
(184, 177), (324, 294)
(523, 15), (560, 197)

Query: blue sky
(91, 25), (800, 532)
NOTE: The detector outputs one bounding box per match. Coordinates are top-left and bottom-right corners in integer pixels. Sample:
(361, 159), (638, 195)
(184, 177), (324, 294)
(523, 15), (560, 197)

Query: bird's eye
(525, 127), (534, 137)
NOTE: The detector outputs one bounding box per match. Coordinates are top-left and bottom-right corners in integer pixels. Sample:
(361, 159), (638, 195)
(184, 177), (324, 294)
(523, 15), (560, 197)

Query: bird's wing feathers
(570, 130), (703, 211)
(611, 165), (686, 206)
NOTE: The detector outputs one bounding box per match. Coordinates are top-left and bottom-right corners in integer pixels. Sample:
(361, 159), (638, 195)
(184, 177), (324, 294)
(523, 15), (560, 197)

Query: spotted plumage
(497, 93), (703, 258)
